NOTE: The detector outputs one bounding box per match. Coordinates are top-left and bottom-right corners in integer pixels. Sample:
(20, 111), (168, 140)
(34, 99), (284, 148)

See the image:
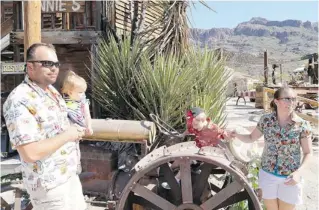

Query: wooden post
(314, 53), (318, 84)
(310, 56), (315, 84)
(262, 87), (269, 111)
(13, 2), (23, 83)
(23, 0), (41, 60)
(280, 64), (282, 84)
(95, 1), (102, 30)
(264, 50), (268, 86)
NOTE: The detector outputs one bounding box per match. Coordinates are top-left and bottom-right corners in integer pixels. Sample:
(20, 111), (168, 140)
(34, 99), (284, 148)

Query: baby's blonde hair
(61, 71), (87, 94)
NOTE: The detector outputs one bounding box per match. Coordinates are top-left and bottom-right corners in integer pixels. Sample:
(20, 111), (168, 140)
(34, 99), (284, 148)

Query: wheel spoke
(247, 192), (255, 210)
(193, 163), (213, 204)
(159, 163), (182, 204)
(209, 183), (222, 193)
(211, 169), (226, 174)
(179, 158), (193, 204)
(132, 183), (177, 210)
(200, 181), (243, 210)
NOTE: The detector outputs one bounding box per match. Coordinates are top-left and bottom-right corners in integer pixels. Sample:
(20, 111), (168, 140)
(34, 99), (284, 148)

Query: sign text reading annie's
(41, 0), (85, 13)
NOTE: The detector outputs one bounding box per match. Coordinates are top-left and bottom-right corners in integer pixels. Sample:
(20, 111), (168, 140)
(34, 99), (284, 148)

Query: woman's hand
(224, 129), (237, 141)
(284, 171), (301, 185)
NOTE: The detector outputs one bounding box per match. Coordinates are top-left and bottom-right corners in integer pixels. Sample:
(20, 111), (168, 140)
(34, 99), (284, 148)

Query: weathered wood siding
(112, 0), (163, 38)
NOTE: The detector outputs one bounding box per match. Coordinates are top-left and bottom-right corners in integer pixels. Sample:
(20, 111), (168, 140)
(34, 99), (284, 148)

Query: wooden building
(1, 0), (164, 117)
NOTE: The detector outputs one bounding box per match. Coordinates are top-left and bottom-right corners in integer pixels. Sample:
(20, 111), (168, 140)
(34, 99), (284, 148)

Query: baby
(162, 107), (227, 189)
(185, 107), (227, 148)
(61, 71), (93, 136)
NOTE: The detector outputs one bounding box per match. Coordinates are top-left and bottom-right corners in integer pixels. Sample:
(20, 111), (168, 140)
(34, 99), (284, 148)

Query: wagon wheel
(116, 142), (262, 210)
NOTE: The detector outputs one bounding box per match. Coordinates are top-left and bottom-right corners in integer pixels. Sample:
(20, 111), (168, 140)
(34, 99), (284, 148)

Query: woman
(229, 87), (313, 210)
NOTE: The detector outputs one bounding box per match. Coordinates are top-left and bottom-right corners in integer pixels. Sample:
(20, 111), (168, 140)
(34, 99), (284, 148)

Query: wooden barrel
(83, 119), (156, 144)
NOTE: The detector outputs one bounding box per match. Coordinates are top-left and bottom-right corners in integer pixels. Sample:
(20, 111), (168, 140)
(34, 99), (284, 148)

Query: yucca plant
(89, 36), (145, 119)
(90, 36), (231, 129)
(90, 0), (230, 129)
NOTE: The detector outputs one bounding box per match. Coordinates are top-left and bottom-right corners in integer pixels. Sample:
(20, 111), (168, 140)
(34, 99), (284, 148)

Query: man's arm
(4, 100), (84, 163)
(84, 102), (92, 129)
(83, 99), (93, 136)
(17, 128), (81, 163)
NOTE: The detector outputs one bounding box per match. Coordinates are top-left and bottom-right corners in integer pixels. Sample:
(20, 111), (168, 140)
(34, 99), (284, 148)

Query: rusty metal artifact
(116, 141), (262, 210)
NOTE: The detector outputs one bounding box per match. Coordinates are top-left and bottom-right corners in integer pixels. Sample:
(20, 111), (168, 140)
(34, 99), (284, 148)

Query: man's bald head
(26, 43), (56, 61)
(25, 43), (60, 89)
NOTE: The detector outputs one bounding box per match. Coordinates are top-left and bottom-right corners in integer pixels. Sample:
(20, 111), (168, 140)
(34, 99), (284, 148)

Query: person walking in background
(3, 43), (88, 210)
(229, 87), (313, 210)
(234, 82), (246, 105)
(233, 82), (238, 97)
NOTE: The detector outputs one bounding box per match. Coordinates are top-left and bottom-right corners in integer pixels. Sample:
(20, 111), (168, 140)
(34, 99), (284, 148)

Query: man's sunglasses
(27, 60), (60, 68)
(278, 97), (297, 102)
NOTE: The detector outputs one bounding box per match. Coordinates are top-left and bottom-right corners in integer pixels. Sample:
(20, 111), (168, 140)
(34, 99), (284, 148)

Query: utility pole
(280, 63), (283, 84)
(24, 1), (41, 60)
(264, 50), (268, 86)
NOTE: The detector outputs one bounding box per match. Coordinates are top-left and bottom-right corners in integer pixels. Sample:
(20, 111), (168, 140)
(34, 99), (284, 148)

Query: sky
(188, 1), (319, 29)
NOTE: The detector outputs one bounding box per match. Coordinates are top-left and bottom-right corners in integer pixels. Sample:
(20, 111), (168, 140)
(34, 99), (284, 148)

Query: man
(3, 43), (88, 210)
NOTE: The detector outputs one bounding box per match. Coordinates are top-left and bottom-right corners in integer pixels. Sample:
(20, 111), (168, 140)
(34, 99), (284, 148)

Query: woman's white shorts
(258, 169), (303, 205)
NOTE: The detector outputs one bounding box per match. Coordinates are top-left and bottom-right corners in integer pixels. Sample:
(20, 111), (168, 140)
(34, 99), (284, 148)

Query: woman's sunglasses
(27, 60), (61, 68)
(278, 97), (297, 102)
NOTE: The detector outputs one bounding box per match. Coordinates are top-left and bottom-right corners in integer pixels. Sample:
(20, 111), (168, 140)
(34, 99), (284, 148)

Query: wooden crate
(255, 85), (274, 110)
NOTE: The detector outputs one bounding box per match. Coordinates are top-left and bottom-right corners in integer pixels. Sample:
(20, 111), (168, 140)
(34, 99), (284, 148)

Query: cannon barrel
(83, 119), (156, 144)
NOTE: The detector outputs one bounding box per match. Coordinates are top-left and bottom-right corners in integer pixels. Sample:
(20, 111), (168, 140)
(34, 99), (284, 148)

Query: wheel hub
(175, 203), (203, 210)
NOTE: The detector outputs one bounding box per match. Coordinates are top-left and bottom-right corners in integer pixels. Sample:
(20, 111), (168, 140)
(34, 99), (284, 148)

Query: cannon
(0, 115), (262, 210)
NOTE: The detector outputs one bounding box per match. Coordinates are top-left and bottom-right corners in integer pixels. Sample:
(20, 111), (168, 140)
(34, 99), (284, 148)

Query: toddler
(61, 71), (93, 136)
(162, 107), (227, 189)
(185, 107), (227, 148)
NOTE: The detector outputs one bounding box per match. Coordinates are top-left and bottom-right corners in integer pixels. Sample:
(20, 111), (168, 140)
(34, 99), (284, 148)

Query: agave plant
(90, 36), (231, 129)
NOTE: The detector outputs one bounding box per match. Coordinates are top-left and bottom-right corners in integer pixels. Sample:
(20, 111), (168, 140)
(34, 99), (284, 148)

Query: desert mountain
(190, 17), (318, 79)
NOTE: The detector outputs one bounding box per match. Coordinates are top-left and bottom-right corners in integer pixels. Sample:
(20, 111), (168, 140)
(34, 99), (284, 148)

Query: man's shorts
(258, 169), (303, 205)
(28, 175), (87, 210)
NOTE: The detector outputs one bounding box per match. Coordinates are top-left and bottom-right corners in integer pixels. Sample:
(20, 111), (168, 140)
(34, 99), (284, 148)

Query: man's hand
(85, 127), (93, 136)
(64, 124), (86, 142)
(16, 124), (86, 163)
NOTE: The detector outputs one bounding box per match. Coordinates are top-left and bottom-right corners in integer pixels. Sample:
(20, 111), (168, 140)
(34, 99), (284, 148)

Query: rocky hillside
(190, 17), (318, 79)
